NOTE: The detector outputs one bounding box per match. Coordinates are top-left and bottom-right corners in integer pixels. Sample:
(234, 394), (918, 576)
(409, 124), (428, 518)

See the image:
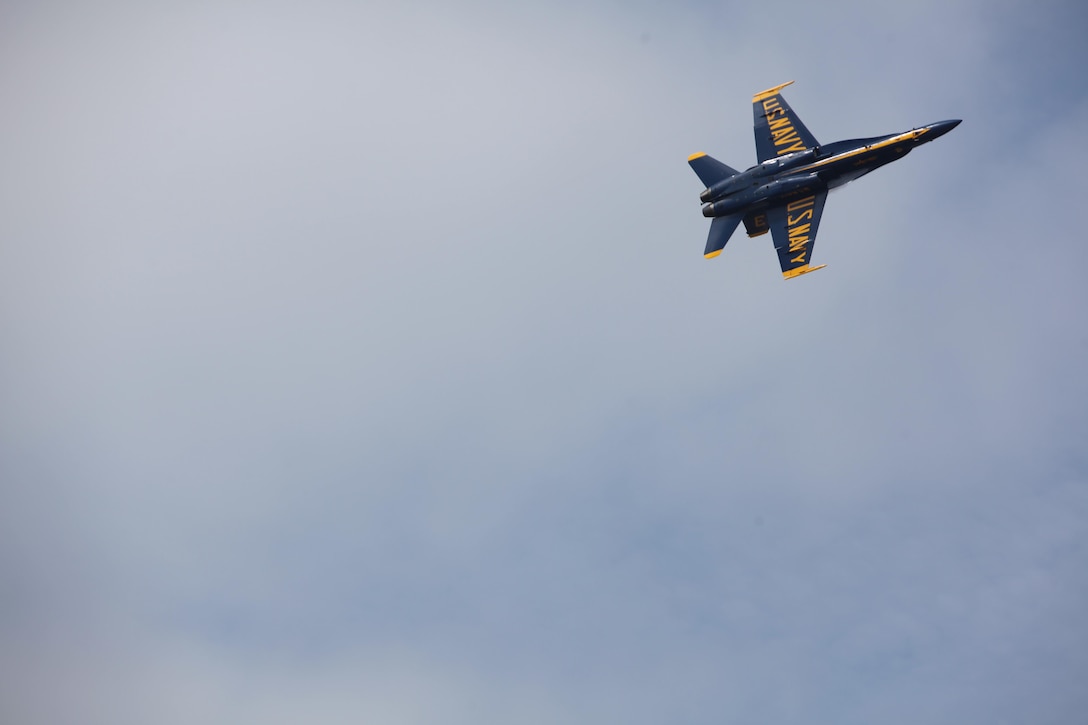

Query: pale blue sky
(1, 1), (1086, 723)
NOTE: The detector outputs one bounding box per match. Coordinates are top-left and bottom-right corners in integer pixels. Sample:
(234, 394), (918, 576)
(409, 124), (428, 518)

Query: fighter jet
(689, 81), (960, 279)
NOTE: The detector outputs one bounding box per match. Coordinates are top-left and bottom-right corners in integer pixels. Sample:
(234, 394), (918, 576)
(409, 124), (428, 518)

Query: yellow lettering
(776, 139), (807, 153)
(789, 223), (811, 243)
(771, 128), (796, 144)
(787, 196), (815, 212)
(759, 99), (810, 154)
(788, 209), (814, 226)
(786, 195), (816, 256)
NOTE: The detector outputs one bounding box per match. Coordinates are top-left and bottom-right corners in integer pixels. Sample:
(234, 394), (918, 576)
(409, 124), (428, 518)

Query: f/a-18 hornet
(689, 81), (959, 279)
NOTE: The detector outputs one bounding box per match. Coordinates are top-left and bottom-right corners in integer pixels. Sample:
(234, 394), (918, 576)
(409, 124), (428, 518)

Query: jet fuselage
(687, 81), (960, 278)
(699, 119), (961, 218)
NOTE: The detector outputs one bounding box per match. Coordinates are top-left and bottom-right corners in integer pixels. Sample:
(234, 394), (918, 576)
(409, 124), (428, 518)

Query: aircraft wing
(766, 191), (828, 279)
(753, 81), (820, 163)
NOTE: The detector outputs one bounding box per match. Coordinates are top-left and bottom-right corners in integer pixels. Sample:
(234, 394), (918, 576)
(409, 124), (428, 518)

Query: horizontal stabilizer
(688, 152), (739, 188)
(704, 213), (743, 258)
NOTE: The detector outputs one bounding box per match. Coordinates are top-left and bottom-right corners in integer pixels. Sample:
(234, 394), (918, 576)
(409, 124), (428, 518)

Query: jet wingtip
(753, 80), (795, 103)
(782, 263), (826, 280)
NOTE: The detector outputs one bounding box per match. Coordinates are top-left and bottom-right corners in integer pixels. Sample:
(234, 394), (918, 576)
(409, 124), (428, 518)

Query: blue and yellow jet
(689, 81), (960, 279)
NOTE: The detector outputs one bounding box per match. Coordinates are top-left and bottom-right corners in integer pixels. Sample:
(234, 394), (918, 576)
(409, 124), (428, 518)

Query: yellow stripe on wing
(782, 263), (826, 279)
(752, 81), (795, 103)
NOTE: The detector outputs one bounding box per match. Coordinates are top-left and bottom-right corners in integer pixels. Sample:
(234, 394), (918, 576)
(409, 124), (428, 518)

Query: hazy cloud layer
(2, 1), (1086, 723)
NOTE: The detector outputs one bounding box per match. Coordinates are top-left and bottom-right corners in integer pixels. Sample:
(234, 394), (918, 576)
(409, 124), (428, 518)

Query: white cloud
(1, 1), (1086, 723)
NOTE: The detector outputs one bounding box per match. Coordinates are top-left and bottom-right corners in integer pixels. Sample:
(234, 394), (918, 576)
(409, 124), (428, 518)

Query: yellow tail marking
(704, 249), (723, 259)
(753, 80), (795, 103)
(688, 151), (707, 162)
(782, 263), (826, 279)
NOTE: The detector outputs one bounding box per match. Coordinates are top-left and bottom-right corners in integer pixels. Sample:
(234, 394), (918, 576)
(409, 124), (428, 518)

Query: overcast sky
(2, 1), (1086, 723)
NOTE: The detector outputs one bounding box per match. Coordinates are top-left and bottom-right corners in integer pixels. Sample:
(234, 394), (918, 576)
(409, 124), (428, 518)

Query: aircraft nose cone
(927, 119), (961, 140)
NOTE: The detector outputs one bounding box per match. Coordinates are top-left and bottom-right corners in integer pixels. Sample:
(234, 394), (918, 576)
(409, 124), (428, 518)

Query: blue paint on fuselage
(700, 120), (960, 218)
